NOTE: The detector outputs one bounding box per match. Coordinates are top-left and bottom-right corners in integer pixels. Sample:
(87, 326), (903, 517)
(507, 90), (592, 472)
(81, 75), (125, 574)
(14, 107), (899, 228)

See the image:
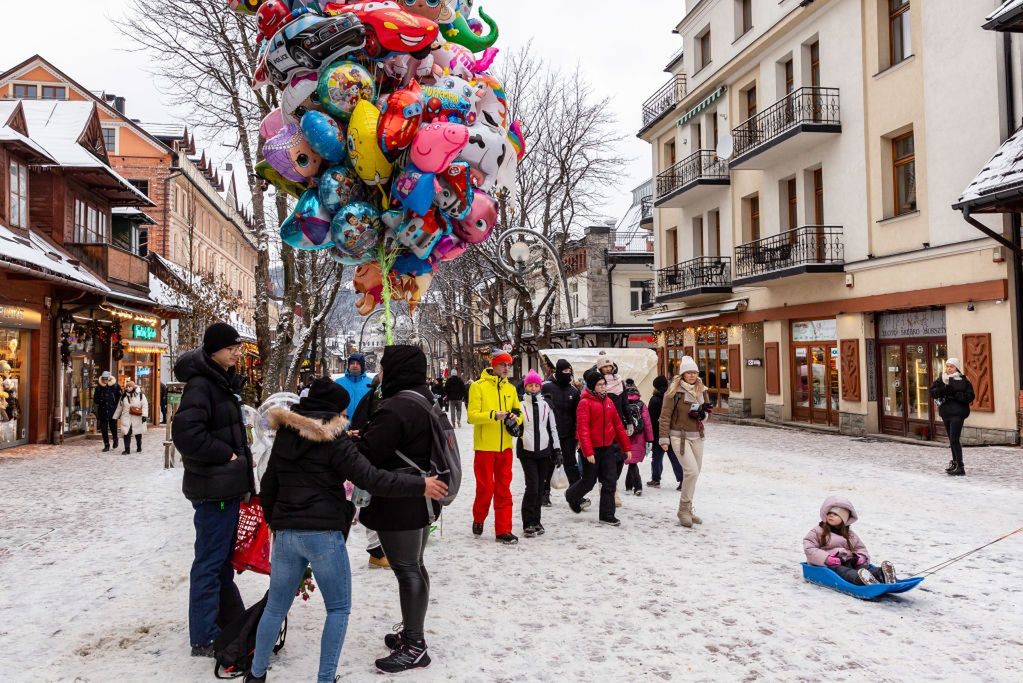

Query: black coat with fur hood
(260, 407), (426, 535)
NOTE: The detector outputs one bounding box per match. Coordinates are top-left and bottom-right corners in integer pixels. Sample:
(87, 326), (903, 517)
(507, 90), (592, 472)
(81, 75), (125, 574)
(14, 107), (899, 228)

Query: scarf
(679, 379), (700, 397)
(941, 371), (962, 385)
(603, 373), (624, 396)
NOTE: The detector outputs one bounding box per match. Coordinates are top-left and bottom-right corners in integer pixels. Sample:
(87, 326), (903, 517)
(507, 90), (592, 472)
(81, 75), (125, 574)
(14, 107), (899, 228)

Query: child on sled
(803, 496), (897, 585)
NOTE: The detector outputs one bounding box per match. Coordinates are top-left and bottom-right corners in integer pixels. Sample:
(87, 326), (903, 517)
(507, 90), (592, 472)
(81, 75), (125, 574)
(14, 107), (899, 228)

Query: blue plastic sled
(801, 562), (925, 600)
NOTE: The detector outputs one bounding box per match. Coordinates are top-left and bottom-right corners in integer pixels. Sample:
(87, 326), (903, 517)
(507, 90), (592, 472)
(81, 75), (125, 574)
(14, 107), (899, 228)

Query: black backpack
(625, 400), (644, 433)
(394, 390), (462, 517)
(213, 591), (287, 679)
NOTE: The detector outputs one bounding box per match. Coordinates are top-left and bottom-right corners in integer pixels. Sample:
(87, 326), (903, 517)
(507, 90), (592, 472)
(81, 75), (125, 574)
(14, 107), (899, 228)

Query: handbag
(129, 405), (143, 416)
(231, 496), (272, 575)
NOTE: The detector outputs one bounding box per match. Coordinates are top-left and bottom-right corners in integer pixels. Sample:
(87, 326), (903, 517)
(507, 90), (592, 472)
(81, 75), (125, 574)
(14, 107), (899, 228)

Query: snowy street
(1, 421), (1021, 682)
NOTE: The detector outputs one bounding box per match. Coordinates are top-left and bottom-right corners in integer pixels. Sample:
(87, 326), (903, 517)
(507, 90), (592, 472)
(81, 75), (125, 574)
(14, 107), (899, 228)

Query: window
(693, 122), (702, 151)
(630, 280), (651, 312)
(138, 229), (148, 257)
(568, 280), (580, 316)
(809, 42), (821, 88)
(41, 86), (66, 100)
(73, 199), (108, 243)
(813, 169), (824, 224)
(697, 29), (712, 71)
(102, 127), (116, 153)
(128, 179), (149, 197)
(692, 216), (704, 257)
(666, 227), (679, 265)
(9, 160), (28, 228)
(889, 0), (911, 66)
(708, 209), (721, 257)
(786, 178), (798, 231)
(736, 0), (753, 37)
(12, 84), (37, 99)
(784, 59), (795, 95)
(664, 139), (676, 168)
(892, 132), (916, 215)
(745, 85), (757, 120)
(746, 194), (760, 241)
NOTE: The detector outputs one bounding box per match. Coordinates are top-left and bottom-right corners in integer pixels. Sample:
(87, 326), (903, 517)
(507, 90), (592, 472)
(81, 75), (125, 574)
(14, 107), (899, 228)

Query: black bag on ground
(213, 590), (287, 679)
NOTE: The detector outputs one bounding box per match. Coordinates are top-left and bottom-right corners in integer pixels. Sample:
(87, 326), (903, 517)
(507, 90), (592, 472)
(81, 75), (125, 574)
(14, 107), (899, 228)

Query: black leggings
(376, 526), (431, 642)
(519, 456), (552, 528)
(942, 416), (965, 465)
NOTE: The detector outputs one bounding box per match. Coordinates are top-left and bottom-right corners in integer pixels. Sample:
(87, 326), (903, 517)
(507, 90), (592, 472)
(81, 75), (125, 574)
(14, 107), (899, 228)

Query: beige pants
(668, 433), (704, 512)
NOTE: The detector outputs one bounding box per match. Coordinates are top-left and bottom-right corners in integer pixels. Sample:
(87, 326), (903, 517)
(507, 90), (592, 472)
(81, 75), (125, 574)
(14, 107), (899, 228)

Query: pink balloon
(430, 234), (468, 264)
(453, 192), (498, 244)
(259, 107), (285, 140)
(410, 122), (469, 174)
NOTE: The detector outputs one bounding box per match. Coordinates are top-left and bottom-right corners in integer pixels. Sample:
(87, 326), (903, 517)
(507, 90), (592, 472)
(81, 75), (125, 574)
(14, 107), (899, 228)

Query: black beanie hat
(299, 377), (350, 414)
(653, 375), (669, 392)
(203, 322), (242, 355)
(583, 368), (603, 392)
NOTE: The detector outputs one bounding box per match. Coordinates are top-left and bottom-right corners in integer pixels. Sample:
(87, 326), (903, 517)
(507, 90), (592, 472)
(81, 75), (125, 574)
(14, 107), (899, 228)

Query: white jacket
(518, 393), (560, 455)
(113, 388), (149, 436)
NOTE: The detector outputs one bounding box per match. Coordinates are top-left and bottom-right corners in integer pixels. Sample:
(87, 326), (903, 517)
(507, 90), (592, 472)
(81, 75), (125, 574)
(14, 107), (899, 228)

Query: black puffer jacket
(93, 383), (121, 420)
(172, 349), (254, 502)
(259, 407), (424, 536)
(648, 388), (665, 443)
(541, 377), (579, 442)
(444, 375), (467, 401)
(929, 375), (975, 420)
(357, 345), (441, 532)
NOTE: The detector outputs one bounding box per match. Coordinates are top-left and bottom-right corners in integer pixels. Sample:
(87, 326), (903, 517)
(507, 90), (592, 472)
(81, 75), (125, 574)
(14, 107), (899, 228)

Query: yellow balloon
(347, 100), (394, 186)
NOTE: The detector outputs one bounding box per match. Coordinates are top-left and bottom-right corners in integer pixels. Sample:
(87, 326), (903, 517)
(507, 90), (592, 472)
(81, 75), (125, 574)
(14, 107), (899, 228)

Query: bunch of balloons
(231, 0), (524, 320)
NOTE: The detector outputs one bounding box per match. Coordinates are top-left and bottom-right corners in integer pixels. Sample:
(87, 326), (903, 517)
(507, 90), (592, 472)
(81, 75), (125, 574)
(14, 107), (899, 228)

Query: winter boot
(633, 489), (642, 496)
(135, 435), (143, 453)
(243, 672), (266, 682)
(375, 639), (430, 673)
(122, 444), (131, 455)
(599, 516), (621, 527)
(496, 533), (519, 545)
(857, 567), (880, 585)
(384, 623), (405, 650)
(677, 503), (694, 528)
(368, 554), (391, 569)
(944, 459), (956, 472)
(523, 525), (539, 538)
(690, 509), (703, 524)
(472, 522), (484, 536)
(947, 463), (966, 476)
(190, 643), (215, 658)
(535, 523), (545, 536)
(646, 480), (660, 487)
(881, 561), (897, 584)
(102, 444), (110, 453)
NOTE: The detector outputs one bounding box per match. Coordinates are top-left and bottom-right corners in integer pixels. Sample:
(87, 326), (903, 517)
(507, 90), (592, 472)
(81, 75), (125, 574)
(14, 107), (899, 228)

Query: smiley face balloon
(347, 100), (394, 186)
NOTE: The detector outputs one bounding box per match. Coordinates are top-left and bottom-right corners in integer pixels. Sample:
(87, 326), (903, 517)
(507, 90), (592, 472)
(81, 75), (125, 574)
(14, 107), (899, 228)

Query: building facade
(641, 0), (1020, 444)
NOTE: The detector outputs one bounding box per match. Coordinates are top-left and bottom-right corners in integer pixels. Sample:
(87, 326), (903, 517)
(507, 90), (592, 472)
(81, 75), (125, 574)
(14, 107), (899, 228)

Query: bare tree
(167, 270), (244, 352)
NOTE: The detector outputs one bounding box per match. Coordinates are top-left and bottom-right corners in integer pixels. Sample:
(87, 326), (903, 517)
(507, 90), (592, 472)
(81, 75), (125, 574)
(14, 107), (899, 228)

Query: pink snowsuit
(624, 400), (653, 464)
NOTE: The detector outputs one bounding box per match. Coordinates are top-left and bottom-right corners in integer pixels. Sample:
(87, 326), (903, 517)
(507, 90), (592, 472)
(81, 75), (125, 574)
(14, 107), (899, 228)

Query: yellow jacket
(467, 368), (523, 452)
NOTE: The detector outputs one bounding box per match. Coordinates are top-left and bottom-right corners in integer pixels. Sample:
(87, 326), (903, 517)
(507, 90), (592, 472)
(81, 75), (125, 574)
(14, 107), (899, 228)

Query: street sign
(166, 381), (184, 406)
(746, 358), (763, 367)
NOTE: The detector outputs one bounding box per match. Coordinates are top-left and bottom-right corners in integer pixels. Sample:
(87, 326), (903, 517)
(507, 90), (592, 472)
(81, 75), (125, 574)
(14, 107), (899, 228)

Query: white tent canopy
(539, 348), (660, 399)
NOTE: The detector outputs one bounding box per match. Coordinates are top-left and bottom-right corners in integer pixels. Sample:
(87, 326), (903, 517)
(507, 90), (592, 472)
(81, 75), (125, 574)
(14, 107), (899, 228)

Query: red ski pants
(472, 449), (513, 536)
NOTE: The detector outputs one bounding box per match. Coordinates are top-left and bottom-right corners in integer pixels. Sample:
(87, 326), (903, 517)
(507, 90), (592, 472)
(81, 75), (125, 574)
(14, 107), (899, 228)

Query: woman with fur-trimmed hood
(248, 377), (447, 683)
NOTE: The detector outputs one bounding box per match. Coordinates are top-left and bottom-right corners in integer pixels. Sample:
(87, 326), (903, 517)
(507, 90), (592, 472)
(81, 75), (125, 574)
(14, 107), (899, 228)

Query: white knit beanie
(679, 355), (699, 375)
(945, 358), (961, 372)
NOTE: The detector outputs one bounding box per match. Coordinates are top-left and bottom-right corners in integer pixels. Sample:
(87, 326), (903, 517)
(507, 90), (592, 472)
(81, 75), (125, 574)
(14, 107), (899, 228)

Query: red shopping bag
(231, 496), (272, 575)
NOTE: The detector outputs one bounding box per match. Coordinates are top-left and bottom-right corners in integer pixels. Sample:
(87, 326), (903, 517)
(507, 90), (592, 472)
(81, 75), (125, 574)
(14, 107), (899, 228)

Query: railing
(731, 87), (841, 159)
(733, 226), (844, 280)
(638, 280), (655, 311)
(67, 242), (149, 288)
(642, 75), (687, 128)
(640, 196), (653, 222)
(657, 256), (732, 298)
(656, 149), (729, 199)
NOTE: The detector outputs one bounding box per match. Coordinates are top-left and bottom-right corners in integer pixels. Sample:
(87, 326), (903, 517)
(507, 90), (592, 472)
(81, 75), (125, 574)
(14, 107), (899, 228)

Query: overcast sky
(1, 0), (683, 220)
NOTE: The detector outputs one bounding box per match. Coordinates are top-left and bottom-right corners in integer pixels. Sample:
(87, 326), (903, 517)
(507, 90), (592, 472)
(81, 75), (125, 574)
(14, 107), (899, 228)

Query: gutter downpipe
(605, 248), (617, 342)
(1004, 30), (1023, 408)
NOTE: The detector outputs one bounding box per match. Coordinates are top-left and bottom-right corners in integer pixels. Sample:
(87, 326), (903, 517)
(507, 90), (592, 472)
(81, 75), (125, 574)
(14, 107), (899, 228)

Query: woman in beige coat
(112, 379), (148, 454)
(658, 356), (712, 527)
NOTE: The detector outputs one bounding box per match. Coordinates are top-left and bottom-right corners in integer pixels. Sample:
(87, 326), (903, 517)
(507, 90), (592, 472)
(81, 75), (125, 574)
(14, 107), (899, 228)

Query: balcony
(732, 226), (844, 286)
(639, 196), (653, 226)
(640, 75), (687, 133)
(729, 87), (841, 170)
(657, 256), (732, 303)
(655, 150), (729, 208)
(67, 242), (150, 290)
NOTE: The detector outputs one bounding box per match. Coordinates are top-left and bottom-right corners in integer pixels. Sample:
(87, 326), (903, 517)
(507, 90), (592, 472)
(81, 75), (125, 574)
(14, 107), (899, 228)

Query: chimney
(104, 93), (126, 115)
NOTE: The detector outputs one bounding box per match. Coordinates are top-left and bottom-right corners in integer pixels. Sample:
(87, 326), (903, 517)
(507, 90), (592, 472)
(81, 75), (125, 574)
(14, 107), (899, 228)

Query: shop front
(663, 324), (732, 412)
(120, 320), (167, 424)
(790, 319), (839, 426)
(0, 304), (40, 449)
(59, 311), (114, 437)
(876, 309), (948, 441)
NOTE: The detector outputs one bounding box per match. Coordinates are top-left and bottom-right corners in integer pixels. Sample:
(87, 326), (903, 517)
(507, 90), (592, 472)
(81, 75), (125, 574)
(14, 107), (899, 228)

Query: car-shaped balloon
(263, 13), (367, 88)
(325, 1), (438, 59)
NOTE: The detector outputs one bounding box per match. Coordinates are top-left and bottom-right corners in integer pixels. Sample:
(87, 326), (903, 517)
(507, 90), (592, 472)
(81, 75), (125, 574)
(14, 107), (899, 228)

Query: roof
(139, 122), (188, 141)
(19, 100), (154, 207)
(984, 0), (1023, 31)
(552, 324), (653, 335)
(955, 126), (1023, 212)
(111, 206), (157, 224)
(0, 222), (109, 293)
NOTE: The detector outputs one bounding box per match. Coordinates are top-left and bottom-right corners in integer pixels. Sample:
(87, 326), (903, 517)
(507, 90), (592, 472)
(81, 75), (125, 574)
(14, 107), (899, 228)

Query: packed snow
(1, 421), (1021, 681)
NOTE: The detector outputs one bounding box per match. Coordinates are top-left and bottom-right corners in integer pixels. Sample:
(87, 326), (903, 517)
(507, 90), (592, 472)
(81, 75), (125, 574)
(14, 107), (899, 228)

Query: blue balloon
(330, 201), (383, 265)
(317, 163), (361, 215)
(390, 164), (436, 216)
(280, 189), (334, 250)
(394, 251), (434, 277)
(300, 110), (346, 163)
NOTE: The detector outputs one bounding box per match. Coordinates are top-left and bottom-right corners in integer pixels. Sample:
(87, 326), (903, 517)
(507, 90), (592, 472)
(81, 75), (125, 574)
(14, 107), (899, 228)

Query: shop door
(792, 344), (837, 425)
(880, 341), (947, 440)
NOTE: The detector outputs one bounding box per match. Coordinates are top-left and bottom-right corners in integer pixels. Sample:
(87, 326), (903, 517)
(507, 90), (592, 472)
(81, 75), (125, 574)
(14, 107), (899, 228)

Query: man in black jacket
(647, 375), (684, 489)
(542, 359), (582, 495)
(171, 322), (252, 657)
(93, 371), (121, 452)
(444, 369), (467, 427)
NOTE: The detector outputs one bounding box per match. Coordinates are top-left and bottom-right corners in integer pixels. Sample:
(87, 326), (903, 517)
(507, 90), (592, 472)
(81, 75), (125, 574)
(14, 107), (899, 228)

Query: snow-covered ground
(1, 421), (1021, 681)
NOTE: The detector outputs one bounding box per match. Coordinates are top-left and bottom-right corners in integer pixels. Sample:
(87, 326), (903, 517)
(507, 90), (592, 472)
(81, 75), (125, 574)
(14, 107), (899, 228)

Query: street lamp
(508, 239), (530, 272)
(358, 307), (393, 350)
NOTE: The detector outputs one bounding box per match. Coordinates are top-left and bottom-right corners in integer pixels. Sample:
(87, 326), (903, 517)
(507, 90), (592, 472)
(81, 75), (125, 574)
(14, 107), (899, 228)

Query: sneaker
(384, 623), (404, 650)
(368, 554), (390, 569)
(190, 643), (215, 658)
(496, 533), (519, 545)
(857, 567), (880, 585)
(646, 480), (660, 487)
(579, 498), (592, 510)
(599, 517), (621, 527)
(881, 561), (897, 584)
(243, 672), (266, 682)
(472, 522), (483, 536)
(375, 640), (431, 673)
(523, 525), (539, 538)
(633, 490), (642, 497)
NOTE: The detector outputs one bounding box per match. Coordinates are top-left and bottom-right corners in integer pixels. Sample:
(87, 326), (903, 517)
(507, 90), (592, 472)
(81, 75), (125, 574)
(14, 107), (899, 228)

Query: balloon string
(909, 526), (1023, 577)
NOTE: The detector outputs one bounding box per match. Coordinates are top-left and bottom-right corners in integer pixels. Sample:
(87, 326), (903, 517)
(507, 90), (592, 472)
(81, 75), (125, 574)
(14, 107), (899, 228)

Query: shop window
(0, 328), (29, 448)
(9, 159), (28, 228)
(892, 131), (916, 216)
(695, 327), (730, 411)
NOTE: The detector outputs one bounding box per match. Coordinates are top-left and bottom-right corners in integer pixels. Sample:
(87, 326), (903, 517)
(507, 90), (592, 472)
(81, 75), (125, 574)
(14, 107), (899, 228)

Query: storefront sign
(628, 335), (655, 344)
(877, 309), (946, 340)
(746, 358), (763, 367)
(791, 319), (837, 343)
(132, 323), (157, 340)
(0, 304), (42, 330)
(865, 338), (877, 402)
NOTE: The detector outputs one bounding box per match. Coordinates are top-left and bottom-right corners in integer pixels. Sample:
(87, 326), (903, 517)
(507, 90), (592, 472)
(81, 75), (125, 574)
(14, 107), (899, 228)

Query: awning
(678, 86), (726, 126)
(100, 303), (160, 326)
(648, 309), (686, 323)
(123, 340), (167, 355)
(984, 0), (1023, 31)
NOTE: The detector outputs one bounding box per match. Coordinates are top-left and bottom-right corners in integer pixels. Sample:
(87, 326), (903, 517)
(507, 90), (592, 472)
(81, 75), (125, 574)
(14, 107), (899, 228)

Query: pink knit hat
(523, 369), (544, 387)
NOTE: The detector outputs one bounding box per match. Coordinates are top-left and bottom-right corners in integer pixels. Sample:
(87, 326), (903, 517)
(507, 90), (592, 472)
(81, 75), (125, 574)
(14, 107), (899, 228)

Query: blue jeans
(251, 530), (352, 682)
(651, 446), (684, 484)
(189, 499), (244, 646)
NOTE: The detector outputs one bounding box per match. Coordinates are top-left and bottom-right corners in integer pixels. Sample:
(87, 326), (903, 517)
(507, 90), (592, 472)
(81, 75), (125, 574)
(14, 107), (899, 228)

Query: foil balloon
(330, 201), (383, 264)
(391, 207), (450, 259)
(353, 262), (385, 315)
(256, 159), (306, 199)
(452, 190), (497, 243)
(256, 0), (292, 41)
(440, 7), (499, 53)
(318, 60), (376, 121)
(318, 164), (362, 215)
(410, 121), (469, 173)
(378, 80), (424, 154)
(474, 74), (508, 131)
(457, 120), (509, 188)
(431, 75), (481, 118)
(390, 164), (435, 216)
(264, 124), (323, 183)
(347, 100), (394, 186)
(433, 162), (473, 219)
(420, 84), (472, 124)
(229, 0), (265, 15)
(281, 188), (334, 250)
(281, 72), (323, 125)
(398, 0), (447, 22)
(430, 233), (468, 264)
(394, 251), (434, 278)
(259, 107), (285, 140)
(300, 110), (347, 163)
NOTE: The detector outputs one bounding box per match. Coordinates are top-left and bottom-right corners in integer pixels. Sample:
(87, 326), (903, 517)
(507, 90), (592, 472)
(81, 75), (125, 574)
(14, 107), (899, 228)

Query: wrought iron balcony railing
(642, 75), (687, 128)
(731, 87), (841, 160)
(657, 256), (732, 298)
(733, 226), (844, 281)
(640, 196), (653, 222)
(656, 149), (729, 199)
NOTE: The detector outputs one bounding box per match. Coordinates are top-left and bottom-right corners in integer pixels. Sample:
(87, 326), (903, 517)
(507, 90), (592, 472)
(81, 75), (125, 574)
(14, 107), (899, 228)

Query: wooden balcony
(66, 242), (150, 290)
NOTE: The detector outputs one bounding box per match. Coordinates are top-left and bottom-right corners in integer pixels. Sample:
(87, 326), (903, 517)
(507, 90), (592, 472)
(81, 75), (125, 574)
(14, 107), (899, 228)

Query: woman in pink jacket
(622, 382), (653, 496)
(803, 496), (897, 585)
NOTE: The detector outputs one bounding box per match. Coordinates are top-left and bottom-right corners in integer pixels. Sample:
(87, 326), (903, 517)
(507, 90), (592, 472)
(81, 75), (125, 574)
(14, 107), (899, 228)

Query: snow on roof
(0, 222), (109, 292)
(111, 206), (157, 223)
(139, 122), (187, 140)
(0, 124), (55, 162)
(0, 101), (18, 122)
(988, 0), (1023, 22)
(957, 126), (1023, 207)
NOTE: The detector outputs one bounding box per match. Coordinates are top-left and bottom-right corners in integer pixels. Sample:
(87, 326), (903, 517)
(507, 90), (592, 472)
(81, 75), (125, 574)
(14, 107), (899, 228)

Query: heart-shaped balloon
(280, 189), (334, 250)
(301, 111), (347, 163)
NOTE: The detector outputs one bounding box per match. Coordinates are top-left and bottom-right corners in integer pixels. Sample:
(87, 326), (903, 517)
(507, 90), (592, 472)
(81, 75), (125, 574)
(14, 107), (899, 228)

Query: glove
(551, 449), (563, 466)
(142, 417), (148, 423)
(854, 553), (868, 567)
(825, 554), (842, 567)
(702, 402), (714, 414)
(697, 409), (707, 421)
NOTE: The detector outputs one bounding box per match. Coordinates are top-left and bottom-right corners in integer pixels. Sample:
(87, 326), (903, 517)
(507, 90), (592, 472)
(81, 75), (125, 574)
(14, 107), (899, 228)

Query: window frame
(784, 59), (795, 95)
(9, 159), (29, 228)
(697, 29), (712, 71)
(741, 0), (753, 35)
(40, 85), (66, 100)
(809, 41), (821, 88)
(888, 0), (911, 67)
(128, 179), (149, 197)
(892, 131), (916, 216)
(73, 198), (109, 244)
(786, 178), (798, 231)
(749, 195), (761, 242)
(813, 168), (824, 224)
(745, 85), (758, 120)
(12, 84), (37, 99)
(101, 127), (117, 153)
